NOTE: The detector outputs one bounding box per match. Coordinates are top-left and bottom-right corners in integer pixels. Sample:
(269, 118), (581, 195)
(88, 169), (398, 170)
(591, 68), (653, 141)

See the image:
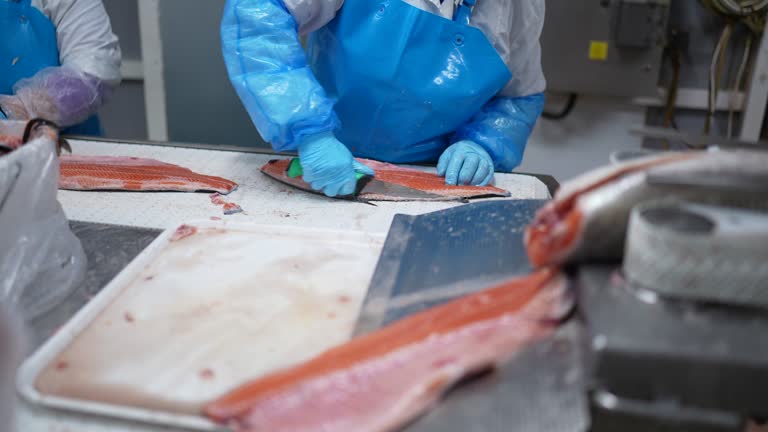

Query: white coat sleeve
(281, 0), (344, 35)
(451, 0), (547, 172)
(0, 0), (121, 127)
(473, 0), (547, 97)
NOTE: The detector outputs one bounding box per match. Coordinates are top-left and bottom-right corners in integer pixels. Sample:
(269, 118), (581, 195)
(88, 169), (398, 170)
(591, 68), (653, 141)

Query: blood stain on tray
(55, 361), (69, 371)
(327, 312), (337, 320)
(200, 369), (216, 380)
(338, 295), (350, 304)
(171, 224), (198, 241)
(124, 312), (136, 323)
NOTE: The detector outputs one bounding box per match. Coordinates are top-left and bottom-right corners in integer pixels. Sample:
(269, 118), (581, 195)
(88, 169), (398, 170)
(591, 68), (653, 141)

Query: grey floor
(519, 95), (645, 182)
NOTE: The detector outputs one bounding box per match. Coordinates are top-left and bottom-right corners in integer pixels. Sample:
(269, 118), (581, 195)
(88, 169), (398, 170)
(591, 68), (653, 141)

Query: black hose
(542, 94), (578, 120)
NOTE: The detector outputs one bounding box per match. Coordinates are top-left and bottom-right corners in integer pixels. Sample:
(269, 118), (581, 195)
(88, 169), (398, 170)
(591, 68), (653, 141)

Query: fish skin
(261, 158), (511, 202)
(204, 268), (570, 432)
(525, 150), (768, 267)
(59, 155), (238, 194)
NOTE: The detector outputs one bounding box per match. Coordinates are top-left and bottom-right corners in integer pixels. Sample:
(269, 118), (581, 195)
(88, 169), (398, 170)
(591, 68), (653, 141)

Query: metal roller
(623, 201), (768, 307)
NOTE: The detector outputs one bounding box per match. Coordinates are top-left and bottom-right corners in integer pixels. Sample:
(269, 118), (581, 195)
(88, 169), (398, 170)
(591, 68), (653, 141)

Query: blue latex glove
(437, 141), (495, 186)
(452, 93), (545, 173)
(0, 110), (6, 120)
(298, 131), (375, 197)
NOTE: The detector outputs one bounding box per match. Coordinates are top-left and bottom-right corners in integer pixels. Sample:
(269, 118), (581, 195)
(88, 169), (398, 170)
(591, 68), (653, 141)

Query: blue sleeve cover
(221, 0), (340, 151)
(452, 93), (545, 172)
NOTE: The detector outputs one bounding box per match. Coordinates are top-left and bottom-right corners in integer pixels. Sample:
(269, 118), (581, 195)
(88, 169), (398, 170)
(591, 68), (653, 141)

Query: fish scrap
(210, 193), (244, 215)
(59, 155), (238, 194)
(261, 158), (511, 202)
(205, 268), (571, 432)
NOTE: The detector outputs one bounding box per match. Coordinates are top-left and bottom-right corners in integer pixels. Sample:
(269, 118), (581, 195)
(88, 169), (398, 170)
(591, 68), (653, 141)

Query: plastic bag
(0, 67), (111, 128)
(0, 120), (86, 320)
(0, 303), (24, 431)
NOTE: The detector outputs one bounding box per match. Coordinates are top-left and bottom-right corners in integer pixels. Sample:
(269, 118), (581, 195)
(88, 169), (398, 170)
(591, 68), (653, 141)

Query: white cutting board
(18, 221), (384, 430)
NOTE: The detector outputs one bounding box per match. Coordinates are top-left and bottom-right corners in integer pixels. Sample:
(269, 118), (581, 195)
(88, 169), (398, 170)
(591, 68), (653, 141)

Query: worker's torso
(0, 0), (59, 95)
(308, 0), (511, 164)
(0, 0), (102, 135)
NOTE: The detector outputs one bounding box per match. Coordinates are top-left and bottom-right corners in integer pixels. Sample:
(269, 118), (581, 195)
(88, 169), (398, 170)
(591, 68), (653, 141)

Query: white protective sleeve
(0, 0), (121, 127)
(281, 0), (546, 97)
(33, 0), (121, 84)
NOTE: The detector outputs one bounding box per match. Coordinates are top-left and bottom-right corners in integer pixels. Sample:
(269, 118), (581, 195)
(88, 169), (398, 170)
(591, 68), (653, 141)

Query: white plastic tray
(18, 220), (385, 430)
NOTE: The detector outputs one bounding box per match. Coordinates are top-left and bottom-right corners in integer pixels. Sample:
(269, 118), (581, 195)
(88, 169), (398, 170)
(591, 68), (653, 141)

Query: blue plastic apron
(308, 0), (511, 163)
(0, 0), (101, 135)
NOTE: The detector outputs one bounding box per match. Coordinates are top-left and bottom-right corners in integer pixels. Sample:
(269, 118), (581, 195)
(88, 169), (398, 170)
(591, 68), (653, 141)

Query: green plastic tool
(287, 158), (368, 181)
(283, 157), (449, 202)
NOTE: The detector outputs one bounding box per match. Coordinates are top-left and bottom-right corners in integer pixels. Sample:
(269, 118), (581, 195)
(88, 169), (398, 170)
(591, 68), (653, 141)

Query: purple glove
(0, 67), (110, 127)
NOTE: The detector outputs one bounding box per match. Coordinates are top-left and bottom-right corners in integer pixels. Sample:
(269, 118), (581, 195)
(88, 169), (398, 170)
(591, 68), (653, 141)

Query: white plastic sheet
(0, 120), (85, 320)
(0, 303), (24, 432)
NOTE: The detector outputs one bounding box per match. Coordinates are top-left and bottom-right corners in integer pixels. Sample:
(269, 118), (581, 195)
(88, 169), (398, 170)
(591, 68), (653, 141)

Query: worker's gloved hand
(0, 95), (30, 121)
(438, 141), (495, 186)
(0, 109), (6, 120)
(297, 131), (375, 197)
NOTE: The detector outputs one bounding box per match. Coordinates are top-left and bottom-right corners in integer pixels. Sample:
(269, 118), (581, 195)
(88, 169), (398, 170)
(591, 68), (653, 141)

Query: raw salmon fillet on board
(205, 268), (571, 432)
(59, 155), (238, 194)
(261, 158), (511, 202)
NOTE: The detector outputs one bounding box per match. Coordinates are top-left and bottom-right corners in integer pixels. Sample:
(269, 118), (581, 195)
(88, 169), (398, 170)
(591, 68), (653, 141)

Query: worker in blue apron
(222, 0), (546, 197)
(0, 0), (121, 136)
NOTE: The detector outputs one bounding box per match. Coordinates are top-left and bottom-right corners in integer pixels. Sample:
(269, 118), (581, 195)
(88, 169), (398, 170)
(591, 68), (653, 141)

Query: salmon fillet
(205, 268), (570, 432)
(261, 158), (510, 202)
(59, 155), (238, 194)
